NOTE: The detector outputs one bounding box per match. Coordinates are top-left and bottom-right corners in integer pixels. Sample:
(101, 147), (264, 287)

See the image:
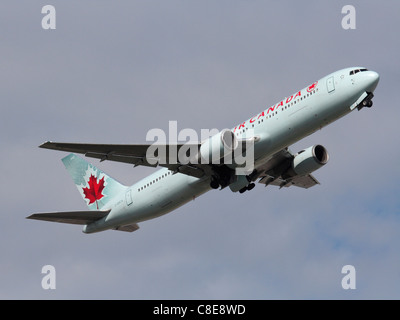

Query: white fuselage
(83, 67), (379, 233)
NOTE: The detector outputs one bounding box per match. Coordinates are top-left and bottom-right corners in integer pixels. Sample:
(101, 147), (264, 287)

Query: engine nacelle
(199, 129), (238, 164)
(290, 145), (329, 176)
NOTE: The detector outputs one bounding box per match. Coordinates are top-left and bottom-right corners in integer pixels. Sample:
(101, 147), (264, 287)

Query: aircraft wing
(40, 141), (320, 189)
(39, 141), (208, 178)
(255, 148), (320, 189)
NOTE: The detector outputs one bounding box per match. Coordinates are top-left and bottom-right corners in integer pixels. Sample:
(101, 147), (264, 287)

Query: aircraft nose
(365, 71), (380, 92)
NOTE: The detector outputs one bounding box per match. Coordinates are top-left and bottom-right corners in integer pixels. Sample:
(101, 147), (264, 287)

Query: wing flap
(27, 210), (110, 225)
(259, 174), (319, 189)
(289, 174), (320, 188)
(113, 223), (140, 232)
(84, 151), (158, 168)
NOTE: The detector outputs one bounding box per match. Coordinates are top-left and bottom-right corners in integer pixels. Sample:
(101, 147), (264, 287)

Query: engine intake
(289, 145), (329, 177)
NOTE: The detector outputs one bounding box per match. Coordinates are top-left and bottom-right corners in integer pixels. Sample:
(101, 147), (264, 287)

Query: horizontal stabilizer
(27, 210), (110, 225)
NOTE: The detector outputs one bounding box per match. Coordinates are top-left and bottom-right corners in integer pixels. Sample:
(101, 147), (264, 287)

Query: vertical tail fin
(62, 154), (127, 210)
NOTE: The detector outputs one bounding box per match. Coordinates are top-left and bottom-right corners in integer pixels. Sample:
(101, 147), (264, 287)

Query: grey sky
(1, 1), (400, 299)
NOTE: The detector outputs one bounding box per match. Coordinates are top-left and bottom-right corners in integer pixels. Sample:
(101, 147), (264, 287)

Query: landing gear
(209, 166), (235, 190)
(239, 183), (256, 194)
(210, 180), (220, 189)
(358, 92), (374, 110)
(362, 99), (373, 108)
(210, 168), (257, 193)
(247, 183), (255, 191)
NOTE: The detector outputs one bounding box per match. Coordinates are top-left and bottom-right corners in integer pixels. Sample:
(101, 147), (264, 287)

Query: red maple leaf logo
(82, 174), (105, 209)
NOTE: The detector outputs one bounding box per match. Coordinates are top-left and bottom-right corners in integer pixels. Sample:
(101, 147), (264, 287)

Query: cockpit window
(349, 68), (368, 75)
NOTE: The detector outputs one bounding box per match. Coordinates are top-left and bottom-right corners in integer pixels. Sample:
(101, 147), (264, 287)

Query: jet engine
(287, 145), (329, 177)
(199, 129), (238, 164)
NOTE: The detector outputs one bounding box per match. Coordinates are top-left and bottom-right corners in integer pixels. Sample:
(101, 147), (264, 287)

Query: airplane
(27, 67), (380, 233)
